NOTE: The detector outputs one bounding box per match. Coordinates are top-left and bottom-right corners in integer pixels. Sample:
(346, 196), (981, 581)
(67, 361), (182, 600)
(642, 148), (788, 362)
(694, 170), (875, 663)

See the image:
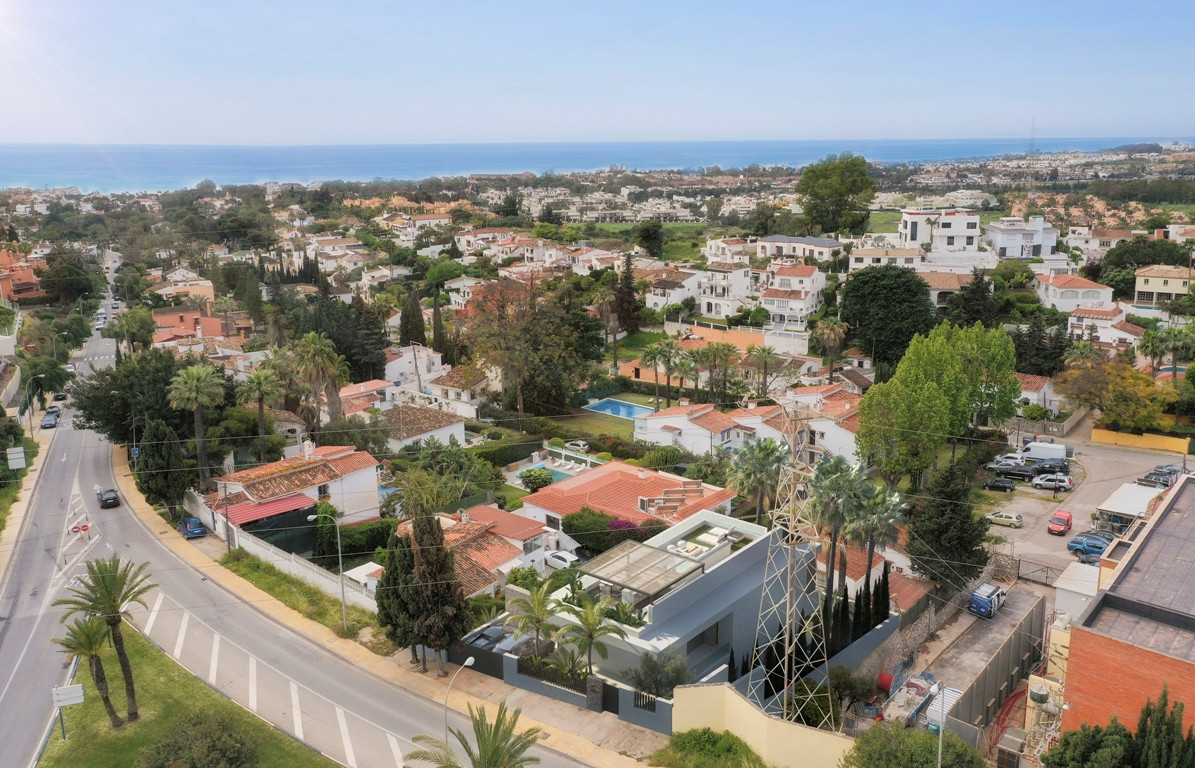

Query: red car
(1048, 510), (1073, 535)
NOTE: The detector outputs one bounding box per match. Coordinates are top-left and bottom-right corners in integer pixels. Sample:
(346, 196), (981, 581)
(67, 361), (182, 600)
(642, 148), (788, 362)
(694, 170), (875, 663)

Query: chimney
(302, 440), (314, 459)
(638, 468), (647, 480)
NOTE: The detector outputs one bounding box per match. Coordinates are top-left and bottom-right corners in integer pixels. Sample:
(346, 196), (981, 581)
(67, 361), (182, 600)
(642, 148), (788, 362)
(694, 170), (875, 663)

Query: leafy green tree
(943, 268), (999, 327)
(495, 193), (522, 218)
(376, 531), (422, 664)
(407, 702), (541, 768)
(795, 153), (876, 235)
(841, 720), (986, 768)
(625, 650), (692, 698)
(53, 617), (124, 728)
(504, 566), (542, 592)
(906, 461), (989, 587)
(839, 265), (937, 366)
(728, 438), (787, 526)
(518, 467), (554, 493)
(317, 414), (389, 455)
(1101, 236), (1193, 274)
(55, 556), (157, 722)
(136, 710), (258, 768)
(635, 220), (665, 259)
(1055, 359), (1175, 433)
(559, 594), (628, 674)
(855, 375), (949, 490)
(167, 363), (226, 490)
(136, 419), (194, 519)
(72, 348), (202, 444)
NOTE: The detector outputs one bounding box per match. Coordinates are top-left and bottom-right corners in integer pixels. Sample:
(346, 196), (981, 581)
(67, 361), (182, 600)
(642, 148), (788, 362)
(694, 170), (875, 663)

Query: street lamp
(24, 374), (45, 431)
(307, 511), (348, 634)
(930, 682), (946, 768)
(444, 656), (475, 744)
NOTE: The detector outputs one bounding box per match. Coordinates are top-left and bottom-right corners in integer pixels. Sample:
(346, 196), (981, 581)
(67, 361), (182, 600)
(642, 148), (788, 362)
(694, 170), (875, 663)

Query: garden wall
(1089, 428), (1189, 453)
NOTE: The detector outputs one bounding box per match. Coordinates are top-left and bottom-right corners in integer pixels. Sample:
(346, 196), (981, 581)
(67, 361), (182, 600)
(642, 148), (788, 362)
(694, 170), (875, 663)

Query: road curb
(110, 447), (650, 768)
(0, 417), (59, 590)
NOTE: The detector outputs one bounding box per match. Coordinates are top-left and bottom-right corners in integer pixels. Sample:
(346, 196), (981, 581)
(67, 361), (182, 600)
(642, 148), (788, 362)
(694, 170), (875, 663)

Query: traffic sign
(131, 447), (140, 458)
(70, 526), (80, 533)
(51, 684), (84, 707)
(80, 525), (89, 532)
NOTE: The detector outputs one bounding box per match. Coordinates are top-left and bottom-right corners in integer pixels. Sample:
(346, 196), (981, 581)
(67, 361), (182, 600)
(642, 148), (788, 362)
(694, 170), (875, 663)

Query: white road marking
(290, 681), (302, 739)
(337, 707), (357, 768)
(172, 612), (189, 659)
(209, 634), (220, 682)
(387, 733), (403, 767)
(249, 657), (257, 712)
(144, 592), (164, 635)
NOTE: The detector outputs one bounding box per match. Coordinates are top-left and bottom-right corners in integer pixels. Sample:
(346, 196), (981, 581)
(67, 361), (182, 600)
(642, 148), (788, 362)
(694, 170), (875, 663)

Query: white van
(1020, 442), (1067, 462)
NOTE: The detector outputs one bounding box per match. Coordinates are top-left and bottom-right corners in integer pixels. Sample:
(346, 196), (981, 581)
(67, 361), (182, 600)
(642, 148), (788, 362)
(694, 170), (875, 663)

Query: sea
(0, 137), (1186, 195)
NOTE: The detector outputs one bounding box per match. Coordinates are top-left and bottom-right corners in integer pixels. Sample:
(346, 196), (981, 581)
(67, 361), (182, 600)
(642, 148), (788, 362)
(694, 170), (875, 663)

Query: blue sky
(1, 0), (1191, 145)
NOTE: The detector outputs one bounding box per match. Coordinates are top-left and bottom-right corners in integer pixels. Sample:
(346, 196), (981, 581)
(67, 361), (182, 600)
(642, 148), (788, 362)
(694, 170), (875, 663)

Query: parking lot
(978, 438), (1177, 570)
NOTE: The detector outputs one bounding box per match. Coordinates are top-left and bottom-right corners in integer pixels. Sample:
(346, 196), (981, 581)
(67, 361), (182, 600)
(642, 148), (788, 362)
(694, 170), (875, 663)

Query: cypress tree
(837, 585), (851, 655)
(376, 531), (420, 664)
(741, 647), (752, 679)
(409, 495), (471, 676)
(399, 289), (426, 347)
(874, 563), (891, 626)
(852, 585), (866, 642)
(614, 253), (640, 334)
(431, 288), (445, 353)
(727, 648), (737, 683)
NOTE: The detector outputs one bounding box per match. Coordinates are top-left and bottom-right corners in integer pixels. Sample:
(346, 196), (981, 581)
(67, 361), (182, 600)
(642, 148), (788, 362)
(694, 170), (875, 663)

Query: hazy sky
(2, 0), (1191, 145)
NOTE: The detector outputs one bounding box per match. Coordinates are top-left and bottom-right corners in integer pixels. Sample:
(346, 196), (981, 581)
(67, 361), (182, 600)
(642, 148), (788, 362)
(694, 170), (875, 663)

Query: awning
(1096, 483), (1162, 519)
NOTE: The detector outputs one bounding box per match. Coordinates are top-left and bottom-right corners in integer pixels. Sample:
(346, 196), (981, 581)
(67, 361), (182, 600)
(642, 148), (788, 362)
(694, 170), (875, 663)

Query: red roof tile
(1016, 373), (1051, 392)
(1035, 274), (1109, 291)
(459, 505), (547, 541)
(225, 493), (314, 525)
(888, 571), (934, 612)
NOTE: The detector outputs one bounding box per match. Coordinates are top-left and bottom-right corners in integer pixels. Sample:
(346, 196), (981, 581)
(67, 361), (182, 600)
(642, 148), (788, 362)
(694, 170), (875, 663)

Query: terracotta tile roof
(726, 405), (785, 421)
(1093, 229), (1132, 240)
(1035, 274), (1109, 291)
(816, 540), (885, 584)
(774, 265), (818, 278)
(431, 365), (487, 390)
(918, 271), (967, 291)
(380, 405), (467, 441)
(706, 261), (746, 271)
(339, 379), (393, 398)
(522, 460), (736, 526)
(392, 516), (508, 595)
(342, 392), (380, 413)
(221, 446), (376, 501)
(1070, 306), (1122, 319)
(839, 412), (861, 434)
(839, 368), (873, 391)
(263, 407), (306, 425)
(455, 531), (522, 572)
(1016, 372), (1051, 392)
(1134, 265), (1190, 279)
(762, 288), (808, 300)
(691, 409), (738, 434)
(1112, 321), (1146, 337)
(888, 571), (934, 612)
(459, 505), (546, 541)
(721, 237), (747, 245)
(205, 490), (249, 507)
(243, 462), (341, 500)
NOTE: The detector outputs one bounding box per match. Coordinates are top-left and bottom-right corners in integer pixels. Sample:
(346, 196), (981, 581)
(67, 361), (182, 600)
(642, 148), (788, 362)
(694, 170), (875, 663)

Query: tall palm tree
(688, 347), (713, 403)
(705, 342), (737, 404)
(639, 343), (664, 411)
(658, 338), (681, 407)
(53, 617), (124, 728)
(591, 283), (620, 373)
(745, 344), (784, 398)
(505, 583), (558, 656)
(238, 369), (281, 464)
(808, 456), (868, 598)
(674, 354), (699, 403)
(262, 346), (304, 414)
(167, 363), (226, 489)
(559, 594), (628, 675)
(54, 556), (157, 722)
(814, 317), (848, 384)
(1161, 326), (1188, 387)
(728, 438), (788, 525)
(1139, 329), (1167, 380)
(294, 331), (349, 426)
(407, 702), (541, 768)
(1063, 340), (1102, 368)
(844, 486), (906, 576)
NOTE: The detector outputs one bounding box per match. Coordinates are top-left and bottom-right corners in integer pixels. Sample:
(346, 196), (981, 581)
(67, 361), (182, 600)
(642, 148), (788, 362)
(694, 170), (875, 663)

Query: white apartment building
(898, 208), (981, 252)
(847, 248), (923, 272)
(755, 235), (842, 262)
(698, 261), (753, 317)
(984, 216), (1059, 259)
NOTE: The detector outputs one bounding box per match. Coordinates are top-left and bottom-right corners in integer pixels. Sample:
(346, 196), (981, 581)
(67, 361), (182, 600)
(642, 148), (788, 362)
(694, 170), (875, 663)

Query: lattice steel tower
(745, 407), (835, 728)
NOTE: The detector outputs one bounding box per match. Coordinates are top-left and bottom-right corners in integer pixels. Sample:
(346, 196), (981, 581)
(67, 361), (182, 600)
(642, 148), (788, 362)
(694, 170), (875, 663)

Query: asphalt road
(1, 324), (586, 768)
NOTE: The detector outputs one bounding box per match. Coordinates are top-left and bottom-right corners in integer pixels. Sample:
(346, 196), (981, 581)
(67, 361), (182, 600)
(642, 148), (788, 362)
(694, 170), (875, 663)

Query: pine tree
(614, 253), (640, 334)
(907, 461), (989, 587)
(399, 289), (426, 347)
(376, 532), (421, 664)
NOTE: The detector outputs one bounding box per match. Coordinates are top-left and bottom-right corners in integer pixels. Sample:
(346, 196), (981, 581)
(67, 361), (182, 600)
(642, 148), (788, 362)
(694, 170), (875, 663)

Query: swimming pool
(523, 462), (571, 482)
(584, 398), (653, 420)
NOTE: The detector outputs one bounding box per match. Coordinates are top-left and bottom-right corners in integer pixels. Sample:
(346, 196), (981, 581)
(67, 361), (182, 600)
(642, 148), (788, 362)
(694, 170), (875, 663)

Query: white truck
(1020, 441), (1067, 462)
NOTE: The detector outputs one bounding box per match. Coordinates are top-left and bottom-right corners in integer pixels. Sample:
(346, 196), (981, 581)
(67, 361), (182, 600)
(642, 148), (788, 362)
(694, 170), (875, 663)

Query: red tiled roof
(1112, 320), (1146, 337)
(1035, 274), (1109, 291)
(774, 265), (818, 277)
(522, 460), (736, 526)
(706, 261), (746, 271)
(456, 532), (521, 571)
(816, 541), (884, 584)
(1016, 373), (1051, 392)
(917, 271), (967, 291)
(459, 505), (546, 541)
(225, 493), (314, 525)
(888, 571), (934, 612)
(762, 288), (808, 300)
(1070, 306), (1122, 319)
(691, 409), (738, 434)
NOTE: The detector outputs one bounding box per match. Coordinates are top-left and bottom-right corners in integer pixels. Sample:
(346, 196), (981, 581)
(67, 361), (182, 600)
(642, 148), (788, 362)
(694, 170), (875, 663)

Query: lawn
(0, 436), (39, 538)
(617, 330), (668, 352)
(610, 391), (657, 406)
(39, 630), (341, 768)
(554, 409), (634, 441)
(495, 483), (528, 507)
(866, 210), (902, 233)
(219, 549), (394, 652)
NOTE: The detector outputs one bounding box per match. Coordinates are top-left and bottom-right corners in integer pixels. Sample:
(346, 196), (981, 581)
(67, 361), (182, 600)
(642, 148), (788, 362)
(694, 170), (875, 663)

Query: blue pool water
(584, 398), (654, 420)
(524, 462), (571, 482)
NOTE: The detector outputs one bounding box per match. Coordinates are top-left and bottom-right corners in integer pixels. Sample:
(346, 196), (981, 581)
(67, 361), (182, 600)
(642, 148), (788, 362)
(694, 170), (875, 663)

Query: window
(317, 483), (330, 498)
(1163, 280), (1170, 286)
(946, 236), (955, 245)
(545, 515), (560, 530)
(1144, 279), (1150, 285)
(940, 222), (951, 229)
(966, 236), (974, 245)
(967, 222), (978, 229)
(1138, 291), (1155, 302)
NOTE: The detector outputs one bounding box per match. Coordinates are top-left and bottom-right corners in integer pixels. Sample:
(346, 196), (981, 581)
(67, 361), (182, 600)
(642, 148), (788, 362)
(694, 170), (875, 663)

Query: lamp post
(930, 682), (945, 768)
(24, 374), (45, 431)
(307, 511), (348, 634)
(444, 656), (475, 745)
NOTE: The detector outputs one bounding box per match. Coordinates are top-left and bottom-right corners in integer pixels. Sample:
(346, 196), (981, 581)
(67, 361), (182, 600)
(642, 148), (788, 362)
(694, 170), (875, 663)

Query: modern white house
(847, 248), (923, 272)
(755, 235), (842, 262)
(698, 262), (753, 317)
(384, 344), (447, 390)
(702, 237), (754, 262)
(984, 215), (1059, 259)
(634, 403), (789, 454)
(898, 208), (981, 252)
(644, 268), (703, 312)
(1134, 265), (1191, 306)
(1034, 273), (1114, 313)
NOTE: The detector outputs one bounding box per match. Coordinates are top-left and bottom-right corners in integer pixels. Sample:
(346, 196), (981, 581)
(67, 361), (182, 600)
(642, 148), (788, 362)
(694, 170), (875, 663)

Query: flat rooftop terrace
(924, 585), (1044, 689)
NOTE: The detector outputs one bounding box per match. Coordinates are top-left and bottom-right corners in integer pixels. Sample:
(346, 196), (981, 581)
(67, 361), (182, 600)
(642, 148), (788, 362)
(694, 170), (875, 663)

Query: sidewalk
(0, 401), (61, 585)
(112, 449), (668, 766)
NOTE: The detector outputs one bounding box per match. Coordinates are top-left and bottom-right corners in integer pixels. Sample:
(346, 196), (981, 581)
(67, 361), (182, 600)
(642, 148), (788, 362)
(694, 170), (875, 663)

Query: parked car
(986, 510), (1024, 528)
(177, 517), (208, 539)
(1033, 474), (1074, 491)
(1067, 530), (1116, 557)
(985, 460), (1020, 471)
(1028, 463), (1059, 477)
(996, 466), (1036, 482)
(45, 405), (61, 416)
(469, 625), (506, 651)
(983, 478), (1016, 493)
(1048, 510), (1073, 535)
(1038, 459), (1070, 475)
(53, 392), (68, 401)
(1154, 464), (1186, 476)
(97, 489), (120, 508)
(1141, 472), (1176, 487)
(994, 453), (1025, 465)
(565, 440), (589, 453)
(64, 363), (76, 374)
(544, 551), (581, 570)
(40, 413), (59, 429)
(1075, 550), (1103, 565)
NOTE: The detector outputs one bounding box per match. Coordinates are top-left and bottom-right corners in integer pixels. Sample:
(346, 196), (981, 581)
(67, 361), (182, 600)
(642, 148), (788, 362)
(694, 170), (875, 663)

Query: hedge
(338, 518), (400, 559)
(466, 439), (540, 468)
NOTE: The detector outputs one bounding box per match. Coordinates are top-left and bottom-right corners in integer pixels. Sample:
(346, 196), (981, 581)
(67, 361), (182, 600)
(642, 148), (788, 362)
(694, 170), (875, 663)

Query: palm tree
(1160, 326), (1188, 387)
(407, 702), (541, 768)
(728, 438), (788, 525)
(53, 617), (124, 728)
(591, 283), (620, 372)
(814, 317), (848, 384)
(1139, 329), (1167, 380)
(559, 594), (628, 675)
(706, 342), (737, 404)
(1063, 340), (1102, 368)
(674, 354), (699, 403)
(54, 556), (157, 722)
(639, 343), (664, 411)
(808, 456), (868, 598)
(506, 583), (558, 656)
(294, 332), (349, 426)
(167, 363), (226, 489)
(745, 344), (784, 398)
(657, 338), (681, 407)
(238, 369), (280, 464)
(262, 346), (304, 414)
(844, 486), (906, 576)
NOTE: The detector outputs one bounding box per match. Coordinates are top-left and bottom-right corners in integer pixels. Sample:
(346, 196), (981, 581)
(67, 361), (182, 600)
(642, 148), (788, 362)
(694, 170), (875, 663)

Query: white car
(1033, 473), (1073, 491)
(544, 551), (580, 570)
(565, 440), (589, 453)
(995, 453), (1025, 465)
